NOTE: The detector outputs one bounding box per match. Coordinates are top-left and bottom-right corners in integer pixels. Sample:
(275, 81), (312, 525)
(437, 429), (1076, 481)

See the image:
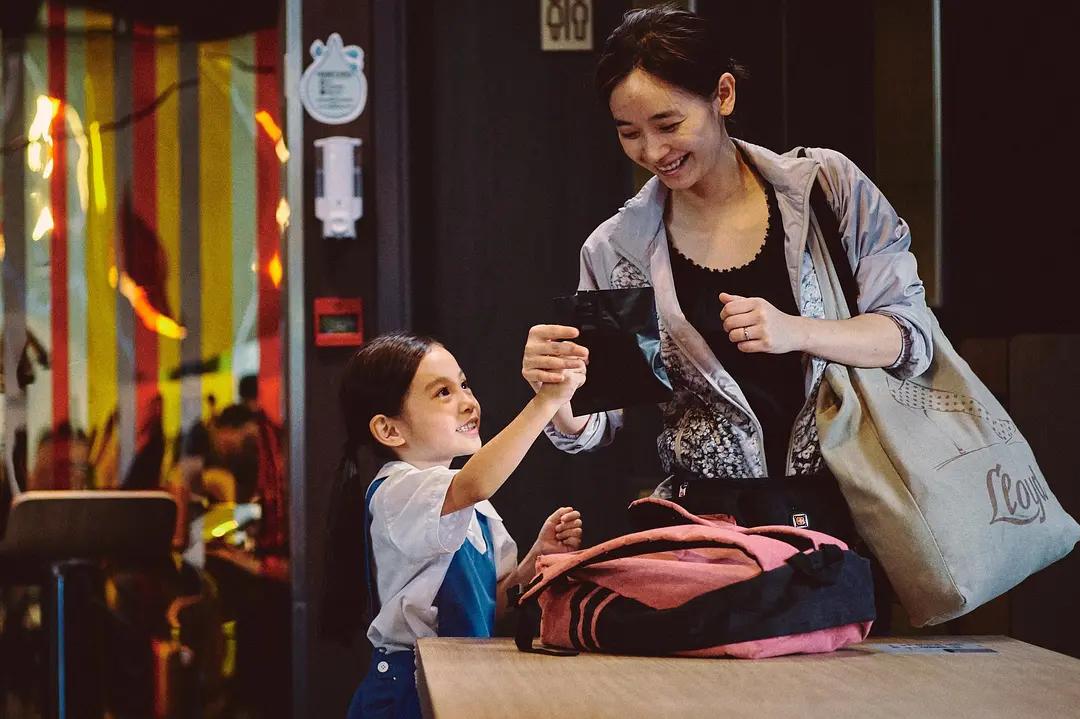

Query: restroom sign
(541, 0), (592, 52)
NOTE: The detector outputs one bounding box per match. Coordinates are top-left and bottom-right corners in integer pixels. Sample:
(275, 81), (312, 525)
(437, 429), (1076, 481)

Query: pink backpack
(513, 497), (874, 659)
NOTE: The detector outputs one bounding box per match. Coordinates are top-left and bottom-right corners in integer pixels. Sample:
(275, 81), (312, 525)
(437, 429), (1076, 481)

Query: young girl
(321, 332), (587, 719)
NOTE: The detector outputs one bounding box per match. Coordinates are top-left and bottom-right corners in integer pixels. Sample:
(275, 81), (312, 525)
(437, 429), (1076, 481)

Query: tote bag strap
(797, 147), (860, 318)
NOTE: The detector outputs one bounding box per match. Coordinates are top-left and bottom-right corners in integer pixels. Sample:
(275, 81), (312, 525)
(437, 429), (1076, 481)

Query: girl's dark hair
(595, 5), (746, 104)
(319, 332), (437, 645)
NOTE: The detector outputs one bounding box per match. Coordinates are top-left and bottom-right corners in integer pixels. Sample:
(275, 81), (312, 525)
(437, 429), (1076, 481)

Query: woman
(522, 7), (931, 536)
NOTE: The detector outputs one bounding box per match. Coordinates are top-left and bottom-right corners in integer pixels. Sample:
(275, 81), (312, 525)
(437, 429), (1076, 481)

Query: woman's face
(608, 68), (733, 191)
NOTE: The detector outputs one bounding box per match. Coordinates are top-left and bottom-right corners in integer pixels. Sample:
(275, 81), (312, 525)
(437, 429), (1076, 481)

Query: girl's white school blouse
(365, 460), (519, 652)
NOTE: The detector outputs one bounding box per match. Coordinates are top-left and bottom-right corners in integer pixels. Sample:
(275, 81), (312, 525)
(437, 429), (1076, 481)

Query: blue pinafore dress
(346, 477), (497, 719)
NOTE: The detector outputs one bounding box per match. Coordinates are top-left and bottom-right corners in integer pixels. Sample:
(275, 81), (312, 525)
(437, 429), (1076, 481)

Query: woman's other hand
(719, 292), (806, 354)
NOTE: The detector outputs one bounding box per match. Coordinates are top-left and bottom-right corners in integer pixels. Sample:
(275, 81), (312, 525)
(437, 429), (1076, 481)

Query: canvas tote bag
(803, 152), (1080, 626)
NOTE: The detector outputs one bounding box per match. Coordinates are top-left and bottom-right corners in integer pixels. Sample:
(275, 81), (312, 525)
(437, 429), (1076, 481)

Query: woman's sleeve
(374, 465), (473, 560)
(544, 410), (623, 453)
(543, 240), (623, 453)
(812, 147), (933, 378)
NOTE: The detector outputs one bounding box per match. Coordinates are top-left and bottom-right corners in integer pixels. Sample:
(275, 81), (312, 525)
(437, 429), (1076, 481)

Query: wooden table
(415, 636), (1080, 718)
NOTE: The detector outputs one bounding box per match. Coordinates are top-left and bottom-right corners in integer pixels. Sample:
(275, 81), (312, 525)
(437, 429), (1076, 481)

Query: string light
(27, 95), (61, 178)
(31, 207), (55, 241)
(65, 106), (91, 211)
(89, 121), (108, 213)
(275, 197), (290, 231)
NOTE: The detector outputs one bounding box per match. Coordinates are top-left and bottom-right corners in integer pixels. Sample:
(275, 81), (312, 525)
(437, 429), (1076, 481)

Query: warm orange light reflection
(268, 253), (283, 289)
(255, 110), (290, 163)
(255, 110), (281, 141)
(115, 270), (187, 339)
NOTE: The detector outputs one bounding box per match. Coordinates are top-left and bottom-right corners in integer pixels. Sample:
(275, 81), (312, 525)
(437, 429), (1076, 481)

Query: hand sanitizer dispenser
(314, 136), (362, 239)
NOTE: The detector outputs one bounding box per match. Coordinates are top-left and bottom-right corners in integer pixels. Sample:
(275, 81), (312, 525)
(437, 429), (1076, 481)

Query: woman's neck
(668, 139), (755, 228)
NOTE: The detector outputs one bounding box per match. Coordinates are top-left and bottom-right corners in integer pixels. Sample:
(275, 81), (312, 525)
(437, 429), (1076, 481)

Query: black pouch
(552, 287), (673, 415)
(662, 469), (859, 544)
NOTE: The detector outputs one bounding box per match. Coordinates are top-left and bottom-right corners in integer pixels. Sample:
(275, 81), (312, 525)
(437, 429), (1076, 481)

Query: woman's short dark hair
(595, 5), (745, 104)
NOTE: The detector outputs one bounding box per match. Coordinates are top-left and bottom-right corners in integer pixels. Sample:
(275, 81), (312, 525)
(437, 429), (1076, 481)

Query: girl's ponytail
(319, 440), (374, 644)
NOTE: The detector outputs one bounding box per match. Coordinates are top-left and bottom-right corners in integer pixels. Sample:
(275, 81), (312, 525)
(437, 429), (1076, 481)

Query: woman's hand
(522, 324), (590, 392)
(719, 292), (807, 354)
(534, 506), (583, 555)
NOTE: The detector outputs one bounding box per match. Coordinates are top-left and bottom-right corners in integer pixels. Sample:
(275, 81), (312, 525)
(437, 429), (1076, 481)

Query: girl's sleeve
(811, 147), (934, 378)
(375, 465), (473, 560)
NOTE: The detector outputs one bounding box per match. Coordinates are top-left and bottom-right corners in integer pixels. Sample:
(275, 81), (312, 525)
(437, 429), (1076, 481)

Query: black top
(668, 176), (807, 476)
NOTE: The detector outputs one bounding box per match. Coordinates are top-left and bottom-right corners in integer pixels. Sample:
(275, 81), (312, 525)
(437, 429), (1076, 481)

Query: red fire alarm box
(313, 297), (364, 347)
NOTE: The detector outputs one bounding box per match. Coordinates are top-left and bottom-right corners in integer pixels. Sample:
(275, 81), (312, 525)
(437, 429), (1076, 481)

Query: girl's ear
(369, 414), (406, 450)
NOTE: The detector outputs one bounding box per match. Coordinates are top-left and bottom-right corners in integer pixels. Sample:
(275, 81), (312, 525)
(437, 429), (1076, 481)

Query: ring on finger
(742, 327), (750, 342)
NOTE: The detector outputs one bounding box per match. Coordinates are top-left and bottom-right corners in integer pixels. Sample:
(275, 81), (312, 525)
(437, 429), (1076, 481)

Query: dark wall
(939, 2), (1080, 339)
(698, 1), (877, 173)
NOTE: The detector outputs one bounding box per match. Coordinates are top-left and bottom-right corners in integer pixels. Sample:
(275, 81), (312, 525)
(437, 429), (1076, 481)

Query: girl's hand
(535, 506), (583, 555)
(522, 325), (589, 392)
(719, 292), (806, 354)
(536, 366), (586, 407)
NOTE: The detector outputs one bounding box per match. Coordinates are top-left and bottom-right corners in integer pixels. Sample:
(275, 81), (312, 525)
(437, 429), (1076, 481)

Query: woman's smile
(657, 153), (689, 176)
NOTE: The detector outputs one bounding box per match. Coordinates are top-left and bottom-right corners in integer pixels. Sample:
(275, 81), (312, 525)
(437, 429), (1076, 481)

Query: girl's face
(608, 68), (733, 191)
(394, 345), (482, 466)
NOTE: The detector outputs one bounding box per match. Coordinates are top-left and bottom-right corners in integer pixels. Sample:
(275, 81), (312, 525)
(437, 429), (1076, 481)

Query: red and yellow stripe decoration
(5, 4), (285, 487)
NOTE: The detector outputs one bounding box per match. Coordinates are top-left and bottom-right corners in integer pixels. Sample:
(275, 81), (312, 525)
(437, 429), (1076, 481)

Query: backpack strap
(797, 147), (860, 318)
(508, 582), (579, 656)
(627, 494), (729, 531)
